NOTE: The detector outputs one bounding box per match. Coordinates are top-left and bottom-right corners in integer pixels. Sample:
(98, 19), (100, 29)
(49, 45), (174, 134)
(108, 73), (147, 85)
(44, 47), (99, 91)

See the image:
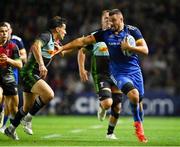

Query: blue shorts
(111, 71), (144, 96)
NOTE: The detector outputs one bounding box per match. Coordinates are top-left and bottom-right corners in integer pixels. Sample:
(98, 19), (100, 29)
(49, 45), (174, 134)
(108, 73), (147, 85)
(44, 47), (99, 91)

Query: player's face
(110, 14), (124, 32)
(101, 12), (111, 30)
(57, 24), (67, 40)
(0, 26), (9, 43)
(4, 23), (12, 39)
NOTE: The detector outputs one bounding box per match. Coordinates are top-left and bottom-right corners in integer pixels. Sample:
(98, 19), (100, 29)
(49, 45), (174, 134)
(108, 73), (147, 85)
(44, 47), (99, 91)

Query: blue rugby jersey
(93, 25), (143, 75)
(11, 35), (25, 50)
(11, 35), (25, 84)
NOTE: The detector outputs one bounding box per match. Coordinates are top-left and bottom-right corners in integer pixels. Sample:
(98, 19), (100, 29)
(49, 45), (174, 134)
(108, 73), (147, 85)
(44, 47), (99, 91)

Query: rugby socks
(107, 122), (116, 135)
(139, 109), (144, 122)
(3, 116), (8, 126)
(29, 97), (45, 116)
(130, 103), (141, 122)
(10, 107), (27, 127)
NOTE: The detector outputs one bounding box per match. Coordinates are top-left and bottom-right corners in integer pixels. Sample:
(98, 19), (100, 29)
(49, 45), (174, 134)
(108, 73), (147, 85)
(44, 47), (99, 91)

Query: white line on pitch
(70, 129), (83, 133)
(89, 125), (103, 129)
(41, 134), (61, 139)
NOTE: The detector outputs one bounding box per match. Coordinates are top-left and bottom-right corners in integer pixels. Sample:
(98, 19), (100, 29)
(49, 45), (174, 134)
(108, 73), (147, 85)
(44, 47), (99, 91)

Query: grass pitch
(0, 116), (180, 146)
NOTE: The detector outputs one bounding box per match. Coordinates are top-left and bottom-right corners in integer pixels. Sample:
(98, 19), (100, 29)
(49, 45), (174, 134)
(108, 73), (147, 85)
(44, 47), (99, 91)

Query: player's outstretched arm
(61, 35), (96, 52)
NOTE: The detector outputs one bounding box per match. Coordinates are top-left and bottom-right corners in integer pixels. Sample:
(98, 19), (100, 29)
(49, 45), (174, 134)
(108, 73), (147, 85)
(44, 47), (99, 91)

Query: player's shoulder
(125, 25), (142, 36)
(91, 28), (102, 35)
(41, 31), (51, 35)
(39, 31), (51, 38)
(38, 31), (51, 41)
(7, 40), (17, 49)
(92, 28), (110, 34)
(11, 35), (22, 42)
(126, 25), (139, 31)
(125, 25), (143, 40)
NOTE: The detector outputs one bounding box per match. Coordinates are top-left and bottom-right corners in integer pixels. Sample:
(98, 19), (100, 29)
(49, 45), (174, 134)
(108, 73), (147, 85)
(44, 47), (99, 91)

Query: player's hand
(79, 69), (89, 82)
(0, 53), (8, 63)
(54, 42), (63, 56)
(39, 64), (48, 79)
(54, 42), (61, 50)
(121, 37), (131, 51)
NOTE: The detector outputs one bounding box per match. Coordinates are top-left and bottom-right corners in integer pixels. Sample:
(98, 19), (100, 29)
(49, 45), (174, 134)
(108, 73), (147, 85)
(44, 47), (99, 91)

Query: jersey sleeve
(129, 26), (143, 40)
(12, 35), (25, 50)
(16, 39), (25, 50)
(12, 44), (20, 60)
(37, 32), (50, 47)
(93, 30), (105, 42)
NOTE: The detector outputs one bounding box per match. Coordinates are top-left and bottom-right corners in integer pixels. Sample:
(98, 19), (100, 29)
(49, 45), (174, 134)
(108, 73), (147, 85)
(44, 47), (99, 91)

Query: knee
(44, 90), (54, 103)
(100, 98), (113, 110)
(10, 105), (18, 115)
(13, 106), (18, 114)
(48, 90), (54, 101)
(127, 89), (139, 104)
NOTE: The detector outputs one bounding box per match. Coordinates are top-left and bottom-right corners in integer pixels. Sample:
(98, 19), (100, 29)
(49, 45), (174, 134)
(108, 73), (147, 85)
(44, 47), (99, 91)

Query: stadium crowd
(1, 0), (179, 114)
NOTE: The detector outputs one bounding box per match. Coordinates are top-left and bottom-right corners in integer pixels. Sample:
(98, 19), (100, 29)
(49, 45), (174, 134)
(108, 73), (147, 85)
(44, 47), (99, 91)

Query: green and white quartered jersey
(85, 37), (111, 92)
(85, 37), (110, 75)
(20, 31), (55, 91)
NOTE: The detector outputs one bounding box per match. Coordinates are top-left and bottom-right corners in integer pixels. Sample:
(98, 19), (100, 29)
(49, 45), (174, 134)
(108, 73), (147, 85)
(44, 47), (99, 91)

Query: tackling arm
(61, 35), (96, 52)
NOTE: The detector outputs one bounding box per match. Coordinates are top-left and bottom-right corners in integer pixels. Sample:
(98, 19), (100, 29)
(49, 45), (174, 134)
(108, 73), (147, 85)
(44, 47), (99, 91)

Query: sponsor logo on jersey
(99, 47), (108, 52)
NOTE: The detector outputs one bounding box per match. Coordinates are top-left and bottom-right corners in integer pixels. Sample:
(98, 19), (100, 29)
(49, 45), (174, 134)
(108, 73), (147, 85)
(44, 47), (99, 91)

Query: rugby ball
(122, 34), (136, 56)
(127, 34), (136, 47)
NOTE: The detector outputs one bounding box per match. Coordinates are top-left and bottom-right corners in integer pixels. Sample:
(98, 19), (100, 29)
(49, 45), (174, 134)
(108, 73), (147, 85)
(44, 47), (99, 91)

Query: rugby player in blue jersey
(58, 9), (148, 143)
(78, 10), (122, 139)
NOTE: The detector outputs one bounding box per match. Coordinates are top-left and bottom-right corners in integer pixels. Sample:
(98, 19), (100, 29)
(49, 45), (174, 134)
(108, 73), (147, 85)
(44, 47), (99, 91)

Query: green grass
(0, 116), (180, 146)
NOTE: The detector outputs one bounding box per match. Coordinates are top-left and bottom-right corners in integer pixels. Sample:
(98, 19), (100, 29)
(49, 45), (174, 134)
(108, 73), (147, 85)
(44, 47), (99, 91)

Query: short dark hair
(0, 22), (8, 27)
(48, 16), (67, 30)
(109, 9), (122, 16)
